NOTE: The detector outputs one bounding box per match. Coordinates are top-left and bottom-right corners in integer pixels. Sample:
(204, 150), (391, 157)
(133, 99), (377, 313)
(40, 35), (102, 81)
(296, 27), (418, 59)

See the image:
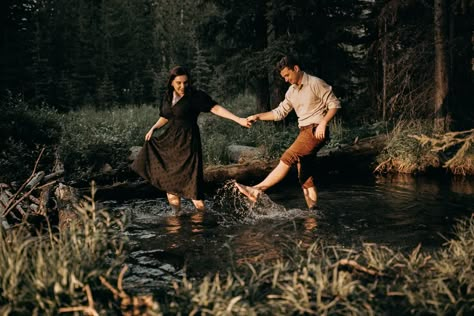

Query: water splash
(211, 180), (294, 225)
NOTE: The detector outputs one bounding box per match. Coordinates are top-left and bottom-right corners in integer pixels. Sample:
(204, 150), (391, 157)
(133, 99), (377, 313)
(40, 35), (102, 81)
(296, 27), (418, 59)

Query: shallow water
(103, 174), (474, 293)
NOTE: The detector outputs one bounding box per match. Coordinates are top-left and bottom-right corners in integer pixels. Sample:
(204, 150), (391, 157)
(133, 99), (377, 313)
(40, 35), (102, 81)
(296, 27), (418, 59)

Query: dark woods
(1, 0), (472, 125)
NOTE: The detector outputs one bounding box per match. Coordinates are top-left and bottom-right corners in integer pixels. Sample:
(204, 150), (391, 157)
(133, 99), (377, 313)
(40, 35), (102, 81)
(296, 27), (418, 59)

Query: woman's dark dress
(131, 90), (217, 200)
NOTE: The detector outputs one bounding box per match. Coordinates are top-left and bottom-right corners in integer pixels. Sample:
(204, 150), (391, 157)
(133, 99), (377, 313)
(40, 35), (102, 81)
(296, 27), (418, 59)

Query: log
(1, 216), (10, 229)
(28, 194), (41, 205)
(15, 204), (26, 216)
(0, 192), (9, 210)
(54, 183), (80, 230)
(204, 134), (389, 184)
(93, 135), (389, 200)
(204, 160), (277, 184)
(43, 170), (64, 182)
(37, 184), (53, 216)
(25, 171), (45, 190)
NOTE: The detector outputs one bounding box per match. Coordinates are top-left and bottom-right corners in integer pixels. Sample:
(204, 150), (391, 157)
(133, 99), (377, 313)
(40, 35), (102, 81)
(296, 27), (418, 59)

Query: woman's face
(171, 75), (189, 96)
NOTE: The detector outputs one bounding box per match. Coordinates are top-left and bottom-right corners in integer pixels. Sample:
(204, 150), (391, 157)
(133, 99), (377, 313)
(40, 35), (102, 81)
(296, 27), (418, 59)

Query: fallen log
(37, 184), (53, 216)
(25, 171), (45, 190)
(204, 134), (389, 184)
(43, 170), (64, 182)
(92, 134), (389, 200)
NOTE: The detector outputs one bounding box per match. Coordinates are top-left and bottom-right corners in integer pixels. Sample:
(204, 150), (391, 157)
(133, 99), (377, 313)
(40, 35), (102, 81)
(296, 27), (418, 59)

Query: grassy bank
(1, 194), (473, 314)
(0, 189), (131, 315)
(158, 216), (474, 315)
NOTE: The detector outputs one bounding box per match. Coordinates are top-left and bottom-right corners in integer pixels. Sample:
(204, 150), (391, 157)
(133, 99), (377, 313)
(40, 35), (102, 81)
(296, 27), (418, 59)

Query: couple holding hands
(131, 55), (341, 212)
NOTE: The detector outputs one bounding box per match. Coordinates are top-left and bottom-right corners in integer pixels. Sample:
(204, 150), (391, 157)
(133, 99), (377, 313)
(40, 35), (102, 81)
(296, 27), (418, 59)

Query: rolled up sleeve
(271, 93), (294, 121)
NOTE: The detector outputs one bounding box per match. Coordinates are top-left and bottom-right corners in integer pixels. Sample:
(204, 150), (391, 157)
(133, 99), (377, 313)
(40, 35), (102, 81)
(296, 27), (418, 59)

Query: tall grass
(0, 188), (127, 315)
(162, 217), (474, 315)
(375, 120), (439, 173)
(59, 105), (158, 180)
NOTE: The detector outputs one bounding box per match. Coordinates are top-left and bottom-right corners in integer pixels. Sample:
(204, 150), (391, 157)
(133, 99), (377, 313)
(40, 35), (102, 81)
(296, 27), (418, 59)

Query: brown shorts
(280, 123), (328, 189)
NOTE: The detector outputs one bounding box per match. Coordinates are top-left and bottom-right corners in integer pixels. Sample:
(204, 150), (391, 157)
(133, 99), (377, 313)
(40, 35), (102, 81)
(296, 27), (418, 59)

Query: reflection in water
(191, 211), (204, 233)
(165, 216), (181, 234)
(304, 217), (318, 232)
(105, 175), (474, 292)
(450, 177), (474, 195)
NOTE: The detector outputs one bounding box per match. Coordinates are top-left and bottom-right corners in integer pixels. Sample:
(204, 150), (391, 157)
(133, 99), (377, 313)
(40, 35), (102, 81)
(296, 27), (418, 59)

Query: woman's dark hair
(276, 55), (301, 72)
(165, 66), (193, 103)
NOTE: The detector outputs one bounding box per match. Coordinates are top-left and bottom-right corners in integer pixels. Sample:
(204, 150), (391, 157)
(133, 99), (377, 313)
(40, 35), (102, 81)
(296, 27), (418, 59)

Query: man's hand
(247, 114), (259, 123)
(314, 122), (327, 140)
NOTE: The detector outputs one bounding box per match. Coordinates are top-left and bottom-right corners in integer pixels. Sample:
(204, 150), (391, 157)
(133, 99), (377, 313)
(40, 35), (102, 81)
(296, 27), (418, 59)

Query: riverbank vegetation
(163, 216), (474, 315)
(0, 188), (133, 314)
(1, 194), (473, 314)
(1, 94), (472, 186)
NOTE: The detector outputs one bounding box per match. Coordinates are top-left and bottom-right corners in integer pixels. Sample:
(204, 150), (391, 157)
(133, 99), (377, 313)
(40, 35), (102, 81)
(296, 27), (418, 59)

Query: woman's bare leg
(166, 193), (181, 211)
(192, 199), (206, 211)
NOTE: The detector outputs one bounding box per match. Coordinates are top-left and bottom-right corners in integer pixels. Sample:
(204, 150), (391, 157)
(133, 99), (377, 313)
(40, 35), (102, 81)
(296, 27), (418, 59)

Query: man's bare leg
(235, 161), (291, 201)
(192, 199), (206, 211)
(166, 193), (181, 212)
(303, 186), (318, 209)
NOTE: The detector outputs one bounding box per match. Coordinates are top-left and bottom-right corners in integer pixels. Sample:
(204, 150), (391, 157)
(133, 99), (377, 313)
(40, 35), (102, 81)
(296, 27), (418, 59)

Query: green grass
(160, 216), (474, 315)
(375, 120), (440, 174)
(2, 96), (471, 184)
(58, 104), (158, 181)
(1, 187), (473, 314)
(0, 188), (128, 315)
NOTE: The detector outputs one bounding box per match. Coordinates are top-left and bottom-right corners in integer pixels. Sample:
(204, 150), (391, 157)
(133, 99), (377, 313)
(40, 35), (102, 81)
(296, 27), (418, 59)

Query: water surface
(104, 174), (474, 293)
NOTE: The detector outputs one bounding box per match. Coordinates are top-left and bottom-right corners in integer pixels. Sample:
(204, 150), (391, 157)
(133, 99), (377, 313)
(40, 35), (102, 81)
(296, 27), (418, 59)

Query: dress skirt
(131, 120), (205, 200)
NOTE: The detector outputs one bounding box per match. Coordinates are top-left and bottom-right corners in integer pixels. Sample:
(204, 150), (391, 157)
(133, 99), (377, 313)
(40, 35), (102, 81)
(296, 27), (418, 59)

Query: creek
(102, 174), (474, 294)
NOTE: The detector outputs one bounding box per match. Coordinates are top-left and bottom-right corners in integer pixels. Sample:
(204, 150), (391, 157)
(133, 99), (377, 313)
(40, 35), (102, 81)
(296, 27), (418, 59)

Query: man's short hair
(276, 55), (300, 71)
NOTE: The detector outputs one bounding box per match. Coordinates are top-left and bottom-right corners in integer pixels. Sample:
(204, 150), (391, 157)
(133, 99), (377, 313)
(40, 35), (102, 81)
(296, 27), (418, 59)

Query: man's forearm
(321, 108), (339, 125)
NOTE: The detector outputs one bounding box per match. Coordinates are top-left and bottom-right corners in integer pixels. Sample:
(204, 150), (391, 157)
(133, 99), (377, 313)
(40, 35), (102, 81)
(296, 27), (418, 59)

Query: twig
(3, 181), (41, 217)
(58, 285), (98, 316)
(337, 259), (383, 276)
(2, 147), (45, 213)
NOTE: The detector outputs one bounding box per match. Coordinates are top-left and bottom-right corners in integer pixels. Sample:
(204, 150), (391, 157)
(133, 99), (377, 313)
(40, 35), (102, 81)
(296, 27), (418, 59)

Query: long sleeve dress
(131, 89), (217, 200)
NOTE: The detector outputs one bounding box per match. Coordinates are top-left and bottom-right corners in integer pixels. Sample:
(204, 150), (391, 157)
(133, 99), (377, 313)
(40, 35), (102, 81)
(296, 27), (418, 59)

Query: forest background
(0, 0), (473, 182)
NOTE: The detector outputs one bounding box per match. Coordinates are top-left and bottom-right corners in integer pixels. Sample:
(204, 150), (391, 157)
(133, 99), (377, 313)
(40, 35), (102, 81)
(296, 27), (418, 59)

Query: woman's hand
(145, 128), (155, 141)
(238, 117), (252, 128)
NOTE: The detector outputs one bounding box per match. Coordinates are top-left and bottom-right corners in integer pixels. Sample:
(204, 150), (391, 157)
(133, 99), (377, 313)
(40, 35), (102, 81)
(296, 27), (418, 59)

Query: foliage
(371, 0), (474, 126)
(0, 189), (127, 314)
(411, 129), (474, 175)
(0, 95), (61, 182)
(200, 94), (300, 164)
(161, 216), (474, 315)
(375, 120), (440, 174)
(58, 105), (158, 181)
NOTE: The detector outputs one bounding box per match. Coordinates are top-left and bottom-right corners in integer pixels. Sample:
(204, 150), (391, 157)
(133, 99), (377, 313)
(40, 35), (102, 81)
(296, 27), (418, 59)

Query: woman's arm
(210, 105), (251, 128)
(145, 116), (169, 141)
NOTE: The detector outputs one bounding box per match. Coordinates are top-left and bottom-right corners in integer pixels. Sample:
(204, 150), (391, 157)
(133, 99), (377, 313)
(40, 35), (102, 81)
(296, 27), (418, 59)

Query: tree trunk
(433, 0), (450, 131)
(254, 0), (270, 112)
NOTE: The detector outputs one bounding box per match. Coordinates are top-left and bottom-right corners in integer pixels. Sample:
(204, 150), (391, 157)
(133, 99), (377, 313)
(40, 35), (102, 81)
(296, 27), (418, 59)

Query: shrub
(0, 95), (61, 182)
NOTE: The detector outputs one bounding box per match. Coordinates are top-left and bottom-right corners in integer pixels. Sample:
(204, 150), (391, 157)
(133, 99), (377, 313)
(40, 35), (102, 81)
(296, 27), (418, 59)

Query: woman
(131, 66), (251, 211)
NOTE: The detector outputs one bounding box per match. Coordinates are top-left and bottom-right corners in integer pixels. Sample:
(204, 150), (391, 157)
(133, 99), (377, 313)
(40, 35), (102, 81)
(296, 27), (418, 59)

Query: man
(235, 55), (341, 208)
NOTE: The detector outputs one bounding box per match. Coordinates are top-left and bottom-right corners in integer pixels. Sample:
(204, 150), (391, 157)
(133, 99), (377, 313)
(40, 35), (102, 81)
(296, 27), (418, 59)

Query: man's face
(171, 75), (188, 96)
(280, 66), (300, 85)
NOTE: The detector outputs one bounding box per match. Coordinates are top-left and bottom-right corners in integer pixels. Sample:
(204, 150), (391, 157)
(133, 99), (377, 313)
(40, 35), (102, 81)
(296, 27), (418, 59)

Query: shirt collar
(292, 71), (307, 91)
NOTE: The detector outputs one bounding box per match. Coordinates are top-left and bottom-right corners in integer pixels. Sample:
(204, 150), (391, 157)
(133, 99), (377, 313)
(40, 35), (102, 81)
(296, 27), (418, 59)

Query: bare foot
(235, 182), (262, 202)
